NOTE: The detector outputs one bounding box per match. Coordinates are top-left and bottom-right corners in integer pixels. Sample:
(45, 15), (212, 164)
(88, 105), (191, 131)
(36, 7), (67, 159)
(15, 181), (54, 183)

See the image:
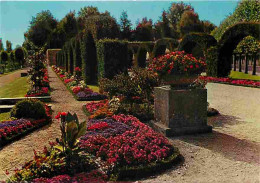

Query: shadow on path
(171, 130), (260, 165)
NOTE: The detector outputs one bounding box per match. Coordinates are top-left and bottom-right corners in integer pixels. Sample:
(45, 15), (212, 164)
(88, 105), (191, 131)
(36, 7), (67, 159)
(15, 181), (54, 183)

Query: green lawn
(88, 85), (100, 92)
(0, 77), (29, 98)
(229, 71), (260, 81)
(0, 112), (11, 122)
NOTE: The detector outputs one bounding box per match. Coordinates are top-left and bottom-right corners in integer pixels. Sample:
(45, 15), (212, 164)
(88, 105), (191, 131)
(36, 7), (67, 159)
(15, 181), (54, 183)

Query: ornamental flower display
(148, 51), (206, 76)
(148, 51), (206, 88)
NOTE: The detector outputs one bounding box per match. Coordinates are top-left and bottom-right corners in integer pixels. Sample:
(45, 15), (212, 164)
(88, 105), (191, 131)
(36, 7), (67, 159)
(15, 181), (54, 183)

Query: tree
(134, 18), (153, 41)
(234, 36), (260, 54)
(154, 11), (173, 39)
(6, 40), (12, 52)
(201, 20), (216, 34)
(120, 11), (132, 40)
(15, 47), (25, 67)
(178, 10), (203, 37)
(167, 2), (194, 30)
(0, 40), (3, 51)
(77, 6), (100, 31)
(212, 0), (260, 40)
(25, 10), (57, 47)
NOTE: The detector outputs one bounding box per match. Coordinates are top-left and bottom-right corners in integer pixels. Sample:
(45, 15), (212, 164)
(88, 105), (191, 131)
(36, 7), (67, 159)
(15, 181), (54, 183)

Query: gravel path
(142, 83), (260, 183)
(0, 67), (86, 181)
(0, 68), (28, 88)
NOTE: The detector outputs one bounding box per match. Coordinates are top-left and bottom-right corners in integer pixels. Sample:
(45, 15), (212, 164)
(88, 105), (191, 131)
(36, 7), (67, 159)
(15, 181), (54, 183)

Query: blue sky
(0, 0), (239, 48)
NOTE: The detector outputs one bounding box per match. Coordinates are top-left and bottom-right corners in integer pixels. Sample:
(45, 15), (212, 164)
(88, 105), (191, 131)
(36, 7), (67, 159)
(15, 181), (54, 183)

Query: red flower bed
(85, 100), (108, 114)
(80, 114), (174, 166)
(32, 170), (107, 183)
(0, 105), (52, 146)
(199, 76), (260, 87)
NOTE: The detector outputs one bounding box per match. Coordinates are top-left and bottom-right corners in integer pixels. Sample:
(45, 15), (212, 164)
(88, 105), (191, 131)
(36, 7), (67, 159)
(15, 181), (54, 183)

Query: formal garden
(0, 0), (259, 182)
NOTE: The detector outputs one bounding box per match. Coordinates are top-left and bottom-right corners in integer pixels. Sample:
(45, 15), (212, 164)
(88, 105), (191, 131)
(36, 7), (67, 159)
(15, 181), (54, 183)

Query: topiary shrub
(96, 39), (128, 79)
(1, 51), (8, 65)
(68, 41), (74, 74)
(15, 47), (25, 67)
(80, 31), (97, 84)
(217, 22), (260, 77)
(178, 33), (217, 58)
(10, 99), (47, 120)
(137, 47), (147, 68)
(205, 46), (219, 77)
(73, 36), (82, 70)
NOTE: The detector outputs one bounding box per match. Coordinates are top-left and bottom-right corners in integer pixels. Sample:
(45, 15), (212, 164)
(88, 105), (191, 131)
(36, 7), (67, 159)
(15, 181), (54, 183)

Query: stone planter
(151, 86), (212, 136)
(161, 74), (197, 89)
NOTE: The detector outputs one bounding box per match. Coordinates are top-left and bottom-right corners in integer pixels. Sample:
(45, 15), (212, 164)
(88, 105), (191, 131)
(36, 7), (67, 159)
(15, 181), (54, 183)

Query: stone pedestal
(151, 86), (212, 136)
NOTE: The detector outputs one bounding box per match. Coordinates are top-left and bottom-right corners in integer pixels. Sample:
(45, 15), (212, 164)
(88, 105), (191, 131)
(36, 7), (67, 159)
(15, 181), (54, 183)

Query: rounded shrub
(1, 51), (8, 64)
(11, 99), (47, 120)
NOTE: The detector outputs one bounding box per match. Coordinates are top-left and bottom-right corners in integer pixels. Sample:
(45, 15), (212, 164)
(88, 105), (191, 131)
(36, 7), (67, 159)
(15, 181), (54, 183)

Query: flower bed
(0, 105), (52, 147)
(52, 65), (107, 101)
(199, 76), (260, 88)
(80, 114), (180, 180)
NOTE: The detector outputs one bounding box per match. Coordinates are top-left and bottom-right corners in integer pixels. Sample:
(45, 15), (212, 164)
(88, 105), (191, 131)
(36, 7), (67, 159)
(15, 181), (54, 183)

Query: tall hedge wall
(68, 41), (74, 74)
(80, 31), (97, 84)
(73, 36), (82, 71)
(97, 39), (128, 79)
(137, 47), (147, 68)
(205, 46), (219, 77)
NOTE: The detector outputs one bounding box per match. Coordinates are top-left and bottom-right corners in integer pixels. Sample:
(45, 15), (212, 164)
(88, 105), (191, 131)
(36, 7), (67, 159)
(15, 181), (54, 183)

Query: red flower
(75, 67), (81, 72)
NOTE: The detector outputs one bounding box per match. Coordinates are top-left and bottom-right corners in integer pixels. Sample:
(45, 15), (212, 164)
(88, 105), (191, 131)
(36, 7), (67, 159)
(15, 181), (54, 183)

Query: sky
(0, 0), (240, 48)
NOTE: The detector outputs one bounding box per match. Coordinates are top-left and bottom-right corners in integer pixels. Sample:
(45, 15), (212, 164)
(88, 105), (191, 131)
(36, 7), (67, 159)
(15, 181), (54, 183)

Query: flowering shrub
(80, 114), (174, 166)
(148, 51), (206, 76)
(26, 66), (50, 97)
(199, 76), (260, 87)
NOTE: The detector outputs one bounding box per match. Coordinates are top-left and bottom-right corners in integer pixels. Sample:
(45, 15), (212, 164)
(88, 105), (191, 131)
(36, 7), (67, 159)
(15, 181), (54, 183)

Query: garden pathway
(0, 66), (86, 181)
(0, 68), (28, 88)
(142, 83), (260, 183)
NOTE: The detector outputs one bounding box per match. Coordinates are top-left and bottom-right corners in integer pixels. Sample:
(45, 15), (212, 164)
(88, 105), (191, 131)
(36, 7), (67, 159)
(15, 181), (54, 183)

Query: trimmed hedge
(85, 15), (120, 40)
(205, 46), (219, 77)
(1, 51), (8, 64)
(68, 41), (74, 74)
(217, 22), (260, 77)
(152, 38), (178, 58)
(80, 31), (98, 84)
(97, 39), (128, 79)
(178, 33), (217, 57)
(73, 36), (82, 70)
(137, 47), (147, 68)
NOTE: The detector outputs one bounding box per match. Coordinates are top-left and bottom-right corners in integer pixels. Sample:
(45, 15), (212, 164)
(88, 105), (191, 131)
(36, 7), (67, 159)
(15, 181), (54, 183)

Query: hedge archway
(178, 33), (217, 58)
(216, 22), (260, 77)
(152, 38), (178, 58)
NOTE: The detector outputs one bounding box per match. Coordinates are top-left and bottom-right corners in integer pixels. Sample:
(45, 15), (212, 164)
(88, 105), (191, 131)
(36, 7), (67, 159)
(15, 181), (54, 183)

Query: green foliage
(154, 11), (173, 39)
(15, 47), (25, 66)
(205, 46), (219, 77)
(120, 11), (132, 40)
(68, 40), (74, 74)
(178, 10), (203, 38)
(137, 47), (147, 68)
(234, 35), (260, 54)
(217, 22), (260, 77)
(178, 33), (217, 58)
(58, 112), (86, 151)
(134, 18), (153, 41)
(6, 40), (12, 53)
(73, 36), (82, 69)
(25, 10), (57, 47)
(1, 51), (8, 63)
(85, 14), (120, 40)
(10, 99), (47, 120)
(96, 39), (128, 79)
(212, 0), (260, 41)
(80, 31), (97, 84)
(152, 38), (179, 58)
